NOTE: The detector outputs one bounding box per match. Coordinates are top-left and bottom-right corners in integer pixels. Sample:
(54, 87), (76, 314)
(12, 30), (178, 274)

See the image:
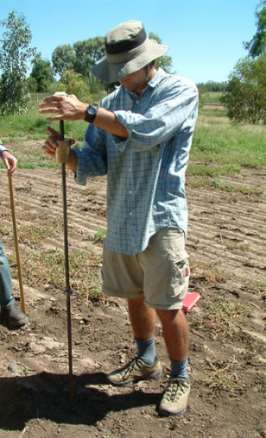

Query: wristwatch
(84, 104), (98, 123)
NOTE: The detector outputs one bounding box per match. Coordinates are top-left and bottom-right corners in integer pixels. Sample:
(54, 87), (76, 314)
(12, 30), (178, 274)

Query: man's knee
(156, 308), (180, 324)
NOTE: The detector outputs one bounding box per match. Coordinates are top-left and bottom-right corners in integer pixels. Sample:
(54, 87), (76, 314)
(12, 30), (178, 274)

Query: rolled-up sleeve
(113, 81), (198, 152)
(73, 125), (107, 185)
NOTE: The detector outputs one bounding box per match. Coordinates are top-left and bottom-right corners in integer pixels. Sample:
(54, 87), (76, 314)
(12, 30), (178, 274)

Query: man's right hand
(39, 94), (87, 121)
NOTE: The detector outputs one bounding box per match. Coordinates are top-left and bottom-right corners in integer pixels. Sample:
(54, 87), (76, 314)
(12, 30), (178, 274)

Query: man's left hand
(39, 93), (88, 121)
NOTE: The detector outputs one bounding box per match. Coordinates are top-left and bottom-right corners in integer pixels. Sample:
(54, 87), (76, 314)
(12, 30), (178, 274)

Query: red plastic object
(182, 291), (201, 313)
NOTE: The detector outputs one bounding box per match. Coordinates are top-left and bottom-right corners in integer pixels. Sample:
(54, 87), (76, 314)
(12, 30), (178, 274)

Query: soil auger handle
(58, 119), (75, 398)
(4, 159), (26, 314)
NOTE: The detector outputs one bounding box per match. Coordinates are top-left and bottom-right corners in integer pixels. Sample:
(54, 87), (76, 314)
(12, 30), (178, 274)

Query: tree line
(0, 4), (266, 123)
(222, 0), (266, 123)
(0, 11), (173, 114)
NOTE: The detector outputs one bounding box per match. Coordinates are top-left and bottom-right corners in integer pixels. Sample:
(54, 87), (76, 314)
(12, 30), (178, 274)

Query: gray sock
(171, 358), (189, 379)
(136, 337), (156, 365)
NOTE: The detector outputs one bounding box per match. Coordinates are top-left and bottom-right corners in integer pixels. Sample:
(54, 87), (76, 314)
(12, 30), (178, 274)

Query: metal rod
(4, 160), (26, 313)
(59, 120), (74, 397)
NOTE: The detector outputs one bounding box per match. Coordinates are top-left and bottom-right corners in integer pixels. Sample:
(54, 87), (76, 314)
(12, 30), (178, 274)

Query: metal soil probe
(57, 120), (74, 397)
(4, 160), (26, 313)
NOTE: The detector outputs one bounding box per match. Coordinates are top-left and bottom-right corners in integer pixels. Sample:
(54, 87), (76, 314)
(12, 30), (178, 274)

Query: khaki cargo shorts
(102, 229), (190, 310)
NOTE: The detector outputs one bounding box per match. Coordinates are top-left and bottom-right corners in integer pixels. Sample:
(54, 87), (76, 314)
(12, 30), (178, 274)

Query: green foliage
(197, 81), (227, 93)
(52, 37), (105, 81)
(55, 69), (91, 101)
(245, 0), (266, 57)
(29, 55), (55, 92)
(73, 37), (105, 78)
(222, 55), (266, 123)
(51, 38), (105, 96)
(223, 2), (266, 124)
(73, 37), (105, 96)
(0, 10), (36, 114)
(92, 228), (106, 243)
(51, 44), (76, 76)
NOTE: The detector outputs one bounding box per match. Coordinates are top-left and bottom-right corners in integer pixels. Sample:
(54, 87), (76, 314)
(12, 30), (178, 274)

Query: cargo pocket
(168, 258), (190, 299)
(175, 259), (190, 285)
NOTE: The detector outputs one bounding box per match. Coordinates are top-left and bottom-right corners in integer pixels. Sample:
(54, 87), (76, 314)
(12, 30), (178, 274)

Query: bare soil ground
(0, 144), (265, 438)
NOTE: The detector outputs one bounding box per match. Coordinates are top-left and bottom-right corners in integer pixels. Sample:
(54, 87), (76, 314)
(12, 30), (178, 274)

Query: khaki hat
(92, 20), (168, 83)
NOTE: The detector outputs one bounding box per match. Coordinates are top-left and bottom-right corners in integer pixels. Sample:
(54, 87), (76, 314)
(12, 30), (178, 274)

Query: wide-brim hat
(92, 20), (168, 83)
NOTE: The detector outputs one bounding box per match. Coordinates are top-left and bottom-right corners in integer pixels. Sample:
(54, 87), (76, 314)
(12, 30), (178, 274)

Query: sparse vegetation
(92, 228), (106, 243)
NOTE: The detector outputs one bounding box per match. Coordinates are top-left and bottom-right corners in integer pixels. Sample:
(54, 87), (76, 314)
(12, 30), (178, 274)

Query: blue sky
(0, 0), (261, 83)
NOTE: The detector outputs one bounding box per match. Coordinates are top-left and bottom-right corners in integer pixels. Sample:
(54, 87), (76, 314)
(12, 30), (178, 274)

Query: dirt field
(0, 143), (265, 438)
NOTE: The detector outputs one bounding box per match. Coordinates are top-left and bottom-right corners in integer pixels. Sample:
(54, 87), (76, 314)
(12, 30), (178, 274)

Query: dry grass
(202, 357), (246, 397)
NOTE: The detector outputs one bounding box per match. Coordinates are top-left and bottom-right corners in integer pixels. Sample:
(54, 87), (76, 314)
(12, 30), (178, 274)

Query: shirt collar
(122, 68), (167, 99)
(147, 68), (166, 88)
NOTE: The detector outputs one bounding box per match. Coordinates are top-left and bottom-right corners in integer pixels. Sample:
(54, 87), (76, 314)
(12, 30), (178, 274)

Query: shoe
(0, 301), (29, 330)
(159, 378), (190, 416)
(107, 357), (162, 386)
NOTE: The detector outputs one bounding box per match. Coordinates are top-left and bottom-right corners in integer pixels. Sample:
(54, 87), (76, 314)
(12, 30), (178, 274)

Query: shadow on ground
(0, 372), (160, 430)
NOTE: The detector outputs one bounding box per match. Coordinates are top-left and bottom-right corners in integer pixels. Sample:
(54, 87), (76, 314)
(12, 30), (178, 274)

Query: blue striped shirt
(74, 68), (199, 255)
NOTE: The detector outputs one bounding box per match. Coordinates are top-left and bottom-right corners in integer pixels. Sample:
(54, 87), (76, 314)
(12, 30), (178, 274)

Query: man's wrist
(84, 104), (98, 123)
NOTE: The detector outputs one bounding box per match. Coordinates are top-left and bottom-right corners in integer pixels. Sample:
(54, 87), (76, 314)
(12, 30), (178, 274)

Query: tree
(149, 32), (173, 73)
(52, 44), (76, 77)
(0, 10), (36, 114)
(73, 37), (105, 78)
(29, 55), (54, 92)
(245, 0), (266, 57)
(73, 37), (105, 95)
(222, 55), (266, 123)
(222, 1), (266, 124)
(55, 69), (91, 101)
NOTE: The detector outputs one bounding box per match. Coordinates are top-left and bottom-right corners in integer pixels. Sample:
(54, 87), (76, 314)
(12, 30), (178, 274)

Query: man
(40, 20), (198, 416)
(0, 144), (28, 329)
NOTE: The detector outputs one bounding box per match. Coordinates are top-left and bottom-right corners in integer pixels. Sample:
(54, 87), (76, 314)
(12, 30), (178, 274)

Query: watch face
(86, 105), (97, 122)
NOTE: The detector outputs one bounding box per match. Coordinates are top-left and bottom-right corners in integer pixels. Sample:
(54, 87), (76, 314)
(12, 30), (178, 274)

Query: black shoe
(0, 301), (28, 330)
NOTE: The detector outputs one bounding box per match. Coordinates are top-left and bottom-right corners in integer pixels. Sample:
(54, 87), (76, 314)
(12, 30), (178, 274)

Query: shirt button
(129, 212), (133, 216)
(129, 190), (133, 194)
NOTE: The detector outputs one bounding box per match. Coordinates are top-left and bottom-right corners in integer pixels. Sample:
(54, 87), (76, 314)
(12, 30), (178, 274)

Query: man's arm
(39, 81), (198, 153)
(113, 82), (199, 151)
(39, 94), (128, 138)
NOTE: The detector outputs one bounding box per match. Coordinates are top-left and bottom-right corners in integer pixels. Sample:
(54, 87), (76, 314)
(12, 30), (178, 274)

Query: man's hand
(39, 93), (88, 121)
(43, 127), (77, 171)
(1, 150), (17, 175)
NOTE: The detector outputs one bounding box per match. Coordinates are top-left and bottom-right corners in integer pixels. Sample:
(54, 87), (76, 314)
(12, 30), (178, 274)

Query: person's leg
(128, 294), (156, 339)
(107, 295), (162, 385)
(128, 294), (157, 365)
(156, 308), (189, 378)
(102, 250), (162, 385)
(142, 229), (191, 415)
(0, 241), (14, 305)
(0, 241), (28, 329)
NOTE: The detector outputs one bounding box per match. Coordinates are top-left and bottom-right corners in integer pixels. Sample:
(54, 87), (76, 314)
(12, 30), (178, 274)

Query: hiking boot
(0, 301), (28, 330)
(107, 357), (162, 386)
(159, 378), (190, 416)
